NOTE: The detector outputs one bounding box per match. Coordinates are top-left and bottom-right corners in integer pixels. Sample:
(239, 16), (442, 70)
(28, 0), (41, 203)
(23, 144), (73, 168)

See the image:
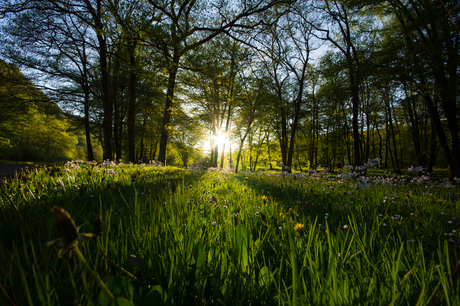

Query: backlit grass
(1, 161), (460, 305)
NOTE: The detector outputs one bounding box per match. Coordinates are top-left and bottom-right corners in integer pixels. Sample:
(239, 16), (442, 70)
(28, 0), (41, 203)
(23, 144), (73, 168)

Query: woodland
(0, 0), (459, 178)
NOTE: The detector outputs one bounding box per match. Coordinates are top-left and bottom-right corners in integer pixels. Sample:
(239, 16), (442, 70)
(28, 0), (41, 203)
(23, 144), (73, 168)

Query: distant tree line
(0, 0), (458, 178)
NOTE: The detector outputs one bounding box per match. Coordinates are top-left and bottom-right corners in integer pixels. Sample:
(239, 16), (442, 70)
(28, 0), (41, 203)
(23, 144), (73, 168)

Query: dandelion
(294, 223), (305, 235)
(262, 195), (268, 204)
(243, 187), (247, 193)
(45, 207), (115, 302)
(45, 206), (94, 257)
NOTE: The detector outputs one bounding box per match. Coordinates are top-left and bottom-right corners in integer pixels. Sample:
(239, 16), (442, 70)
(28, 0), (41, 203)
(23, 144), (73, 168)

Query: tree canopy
(1, 0), (459, 177)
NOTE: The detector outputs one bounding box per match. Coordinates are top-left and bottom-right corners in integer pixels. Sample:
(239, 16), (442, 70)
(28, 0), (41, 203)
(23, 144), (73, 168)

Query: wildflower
(45, 206), (95, 258)
(294, 223), (305, 235)
(288, 208), (296, 218)
(211, 221), (217, 227)
(243, 187), (247, 193)
(45, 207), (115, 301)
(262, 195), (268, 204)
(343, 225), (349, 229)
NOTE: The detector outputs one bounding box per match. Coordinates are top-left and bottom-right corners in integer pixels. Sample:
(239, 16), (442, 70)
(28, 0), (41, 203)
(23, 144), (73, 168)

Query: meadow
(1, 161), (460, 305)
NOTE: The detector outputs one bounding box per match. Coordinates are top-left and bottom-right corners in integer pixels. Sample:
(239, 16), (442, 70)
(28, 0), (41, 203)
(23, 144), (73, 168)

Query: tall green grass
(1, 162), (459, 305)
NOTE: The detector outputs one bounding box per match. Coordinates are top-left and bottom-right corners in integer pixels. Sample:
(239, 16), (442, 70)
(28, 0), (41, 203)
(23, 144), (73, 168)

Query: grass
(1, 161), (460, 305)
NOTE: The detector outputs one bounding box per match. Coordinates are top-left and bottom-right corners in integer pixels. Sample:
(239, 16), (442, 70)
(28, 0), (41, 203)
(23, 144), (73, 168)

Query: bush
(0, 145), (71, 162)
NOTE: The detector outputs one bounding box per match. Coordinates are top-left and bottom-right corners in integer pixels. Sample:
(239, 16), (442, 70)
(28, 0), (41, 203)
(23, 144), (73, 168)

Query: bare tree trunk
(158, 51), (179, 165)
(127, 42), (137, 162)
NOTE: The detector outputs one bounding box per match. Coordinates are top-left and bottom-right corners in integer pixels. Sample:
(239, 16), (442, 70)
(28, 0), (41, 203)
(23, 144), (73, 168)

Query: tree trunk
(97, 33), (112, 161)
(91, 0), (112, 161)
(158, 51), (180, 165)
(235, 132), (249, 173)
(286, 64), (307, 171)
(83, 84), (94, 161)
(127, 43), (137, 162)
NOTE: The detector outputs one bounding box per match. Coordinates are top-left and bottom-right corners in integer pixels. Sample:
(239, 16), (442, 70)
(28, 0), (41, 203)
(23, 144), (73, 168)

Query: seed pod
(52, 206), (78, 247)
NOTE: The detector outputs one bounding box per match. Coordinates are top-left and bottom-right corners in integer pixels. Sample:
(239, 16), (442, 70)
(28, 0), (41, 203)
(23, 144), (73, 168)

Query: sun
(202, 132), (232, 153)
(215, 133), (227, 148)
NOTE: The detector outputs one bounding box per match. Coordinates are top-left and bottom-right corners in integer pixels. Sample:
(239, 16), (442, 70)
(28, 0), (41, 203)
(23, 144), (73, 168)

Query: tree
(182, 36), (250, 168)
(0, 59), (50, 125)
(379, 0), (460, 178)
(170, 110), (204, 167)
(1, 0), (116, 159)
(144, 0), (294, 165)
(233, 75), (267, 172)
(253, 1), (317, 171)
(312, 0), (373, 166)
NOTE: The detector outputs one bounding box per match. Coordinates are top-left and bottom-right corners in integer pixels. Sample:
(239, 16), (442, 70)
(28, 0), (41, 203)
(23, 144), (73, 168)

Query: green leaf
(259, 266), (271, 287)
(144, 285), (171, 305)
(235, 224), (250, 272)
(207, 246), (220, 264)
(98, 276), (133, 306)
(194, 241), (205, 269)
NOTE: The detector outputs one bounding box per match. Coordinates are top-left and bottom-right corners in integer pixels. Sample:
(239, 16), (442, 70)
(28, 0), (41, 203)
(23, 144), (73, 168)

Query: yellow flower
(289, 208), (295, 217)
(279, 213), (284, 218)
(261, 195), (268, 203)
(243, 187), (247, 192)
(294, 223), (305, 235)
